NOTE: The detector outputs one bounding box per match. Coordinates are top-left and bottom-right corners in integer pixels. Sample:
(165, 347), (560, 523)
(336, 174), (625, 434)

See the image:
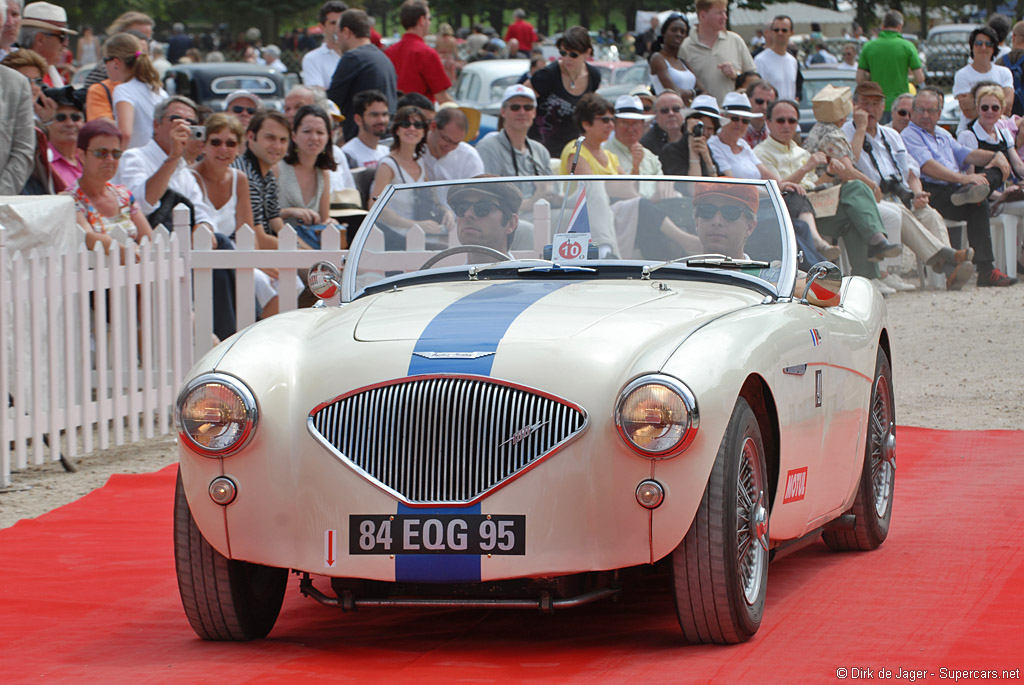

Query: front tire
(671, 397), (769, 644)
(173, 472), (287, 640)
(823, 347), (895, 551)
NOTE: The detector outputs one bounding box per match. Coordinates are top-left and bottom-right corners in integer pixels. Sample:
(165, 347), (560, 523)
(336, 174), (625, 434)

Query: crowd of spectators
(3, 0), (1024, 347)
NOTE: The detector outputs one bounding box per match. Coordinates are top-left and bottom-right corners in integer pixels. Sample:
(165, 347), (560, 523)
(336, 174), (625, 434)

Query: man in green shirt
(856, 10), (925, 113)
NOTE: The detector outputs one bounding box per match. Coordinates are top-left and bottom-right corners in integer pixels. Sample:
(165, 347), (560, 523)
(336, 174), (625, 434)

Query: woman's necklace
(564, 64), (582, 89)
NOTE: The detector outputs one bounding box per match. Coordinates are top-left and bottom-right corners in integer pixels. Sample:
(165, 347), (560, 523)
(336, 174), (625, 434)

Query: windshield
(343, 176), (795, 300)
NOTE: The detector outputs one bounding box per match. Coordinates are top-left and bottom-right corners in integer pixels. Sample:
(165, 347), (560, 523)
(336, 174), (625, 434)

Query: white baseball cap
(501, 84), (537, 106)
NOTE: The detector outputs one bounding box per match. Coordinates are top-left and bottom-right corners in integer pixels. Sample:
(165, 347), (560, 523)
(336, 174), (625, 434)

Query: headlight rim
(615, 374), (699, 459)
(175, 372), (259, 458)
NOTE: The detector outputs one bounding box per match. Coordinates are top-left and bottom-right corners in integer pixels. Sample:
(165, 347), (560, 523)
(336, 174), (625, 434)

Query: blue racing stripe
(407, 281), (571, 376)
(395, 503), (482, 583)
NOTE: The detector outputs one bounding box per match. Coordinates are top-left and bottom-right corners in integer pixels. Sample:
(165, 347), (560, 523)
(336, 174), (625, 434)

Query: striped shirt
(232, 150), (279, 232)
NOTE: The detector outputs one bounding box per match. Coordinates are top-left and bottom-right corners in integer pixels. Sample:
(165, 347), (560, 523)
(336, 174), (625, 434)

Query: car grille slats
(309, 376), (587, 504)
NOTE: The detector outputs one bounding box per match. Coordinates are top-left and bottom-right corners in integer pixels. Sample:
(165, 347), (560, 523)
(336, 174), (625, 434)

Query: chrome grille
(309, 376), (587, 503)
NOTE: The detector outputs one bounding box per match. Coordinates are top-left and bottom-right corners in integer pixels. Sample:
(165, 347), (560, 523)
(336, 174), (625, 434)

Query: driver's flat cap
(693, 182), (759, 215)
(448, 180), (523, 213)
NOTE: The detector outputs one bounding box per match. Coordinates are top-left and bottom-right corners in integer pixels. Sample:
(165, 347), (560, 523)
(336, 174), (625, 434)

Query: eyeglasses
(436, 129), (461, 145)
(87, 148), (124, 160)
(231, 105), (257, 115)
(207, 138), (239, 148)
(773, 117), (798, 124)
(506, 103), (535, 112)
(642, 104), (654, 112)
(895, 109), (910, 117)
(974, 40), (994, 48)
(396, 120), (427, 129)
(29, 77), (44, 87)
(729, 115), (751, 125)
(695, 203), (752, 221)
(594, 116), (615, 123)
(753, 98), (767, 105)
(559, 49), (581, 58)
(450, 199), (500, 218)
(168, 114), (200, 126)
(772, 27), (790, 33)
(913, 107), (940, 115)
(980, 103), (1001, 112)
(658, 106), (683, 114)
(45, 31), (68, 42)
(54, 112), (84, 123)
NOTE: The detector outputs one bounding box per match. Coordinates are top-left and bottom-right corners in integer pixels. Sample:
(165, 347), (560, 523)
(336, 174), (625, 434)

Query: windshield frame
(342, 175), (798, 302)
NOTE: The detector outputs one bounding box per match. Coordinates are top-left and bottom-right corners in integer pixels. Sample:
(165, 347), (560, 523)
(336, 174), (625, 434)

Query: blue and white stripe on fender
(407, 281), (572, 376)
(397, 281), (570, 582)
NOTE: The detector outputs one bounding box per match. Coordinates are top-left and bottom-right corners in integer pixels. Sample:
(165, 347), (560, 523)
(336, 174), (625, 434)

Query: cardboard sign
(807, 185), (842, 218)
(552, 233), (590, 262)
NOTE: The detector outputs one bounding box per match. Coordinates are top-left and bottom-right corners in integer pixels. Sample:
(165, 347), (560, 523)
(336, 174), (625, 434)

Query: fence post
(191, 224), (215, 361)
(0, 227), (8, 486)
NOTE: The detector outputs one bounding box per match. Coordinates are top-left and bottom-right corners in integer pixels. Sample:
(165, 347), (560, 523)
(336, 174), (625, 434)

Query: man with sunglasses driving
(447, 180), (522, 263)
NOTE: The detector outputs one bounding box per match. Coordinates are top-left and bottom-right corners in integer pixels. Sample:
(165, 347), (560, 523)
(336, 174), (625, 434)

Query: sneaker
(871, 278), (897, 296)
(867, 239), (902, 262)
(951, 184), (991, 206)
(880, 272), (916, 291)
(817, 242), (842, 262)
(977, 267), (1018, 287)
(946, 261), (975, 290)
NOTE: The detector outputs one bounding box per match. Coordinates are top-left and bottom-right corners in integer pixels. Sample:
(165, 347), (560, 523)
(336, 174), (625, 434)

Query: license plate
(349, 514), (525, 555)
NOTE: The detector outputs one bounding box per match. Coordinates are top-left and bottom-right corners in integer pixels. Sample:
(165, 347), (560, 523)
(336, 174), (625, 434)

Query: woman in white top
(76, 26), (99, 66)
(191, 113), (287, 319)
(108, 32), (168, 150)
(648, 14), (701, 103)
(953, 26), (1014, 132)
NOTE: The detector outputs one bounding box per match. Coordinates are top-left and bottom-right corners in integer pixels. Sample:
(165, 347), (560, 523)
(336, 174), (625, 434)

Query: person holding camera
(106, 32), (167, 150)
(659, 94), (722, 178)
(844, 81), (975, 290)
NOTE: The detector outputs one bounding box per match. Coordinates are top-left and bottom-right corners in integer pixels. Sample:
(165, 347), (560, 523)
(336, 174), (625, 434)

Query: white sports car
(174, 175), (896, 644)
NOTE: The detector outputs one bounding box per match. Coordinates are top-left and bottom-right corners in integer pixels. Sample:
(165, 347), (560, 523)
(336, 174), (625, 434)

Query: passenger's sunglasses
(87, 148), (124, 159)
(396, 120), (427, 129)
(54, 112), (84, 122)
(773, 117), (798, 125)
(208, 138), (239, 147)
(506, 103), (535, 112)
(695, 204), (752, 221)
(980, 104), (1001, 112)
(231, 105), (257, 115)
(450, 199), (500, 218)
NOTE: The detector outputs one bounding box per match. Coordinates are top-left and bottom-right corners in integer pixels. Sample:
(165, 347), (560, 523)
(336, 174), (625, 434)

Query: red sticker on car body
(783, 467), (808, 503)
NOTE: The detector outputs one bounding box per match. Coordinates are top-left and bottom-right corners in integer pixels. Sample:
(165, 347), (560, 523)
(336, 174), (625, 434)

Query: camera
(880, 177), (915, 208)
(691, 121), (705, 138)
(190, 125), (206, 141)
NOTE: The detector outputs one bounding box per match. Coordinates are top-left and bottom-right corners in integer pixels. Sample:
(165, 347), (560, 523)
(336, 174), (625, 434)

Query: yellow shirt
(559, 140), (620, 176)
(753, 135), (818, 190)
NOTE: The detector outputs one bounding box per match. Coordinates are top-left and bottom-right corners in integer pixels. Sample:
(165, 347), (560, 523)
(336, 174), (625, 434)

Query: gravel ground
(2, 279), (1023, 529)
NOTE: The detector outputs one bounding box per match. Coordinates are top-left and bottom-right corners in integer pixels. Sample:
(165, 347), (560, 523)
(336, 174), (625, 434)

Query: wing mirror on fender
(802, 261), (842, 308)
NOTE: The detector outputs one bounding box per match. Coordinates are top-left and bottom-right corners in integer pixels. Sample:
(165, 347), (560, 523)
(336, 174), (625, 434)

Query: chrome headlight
(615, 375), (698, 458)
(176, 373), (258, 457)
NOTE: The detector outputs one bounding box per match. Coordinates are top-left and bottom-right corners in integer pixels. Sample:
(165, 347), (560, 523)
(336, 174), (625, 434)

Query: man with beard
(341, 89), (390, 169)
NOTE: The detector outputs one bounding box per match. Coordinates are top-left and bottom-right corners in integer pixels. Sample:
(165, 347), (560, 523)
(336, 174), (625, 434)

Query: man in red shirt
(504, 9), (538, 54)
(386, 0), (451, 104)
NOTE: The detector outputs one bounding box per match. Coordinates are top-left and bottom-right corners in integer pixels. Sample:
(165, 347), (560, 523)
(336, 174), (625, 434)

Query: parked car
(594, 60), (651, 100)
(923, 24), (979, 81)
(799, 66), (858, 132)
(452, 59), (529, 142)
(174, 174), (897, 644)
(162, 62), (288, 113)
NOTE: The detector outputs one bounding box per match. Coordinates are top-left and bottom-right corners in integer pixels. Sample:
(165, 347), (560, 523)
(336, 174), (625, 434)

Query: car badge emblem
(499, 420), (549, 448)
(412, 351), (496, 359)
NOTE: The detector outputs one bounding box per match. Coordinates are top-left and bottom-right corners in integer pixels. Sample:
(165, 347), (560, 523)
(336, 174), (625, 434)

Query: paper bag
(812, 85), (853, 124)
(806, 184), (842, 218)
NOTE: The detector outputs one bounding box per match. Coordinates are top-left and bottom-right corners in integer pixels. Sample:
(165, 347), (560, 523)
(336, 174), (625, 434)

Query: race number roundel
(558, 239), (583, 260)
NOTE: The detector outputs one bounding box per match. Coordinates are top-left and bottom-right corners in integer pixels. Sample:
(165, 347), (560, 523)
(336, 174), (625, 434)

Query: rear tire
(173, 472), (287, 640)
(671, 397), (769, 644)
(822, 347), (895, 551)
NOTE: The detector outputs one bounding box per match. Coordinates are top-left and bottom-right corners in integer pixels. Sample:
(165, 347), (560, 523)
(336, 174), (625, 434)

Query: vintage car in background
(451, 59), (530, 143)
(163, 62), (291, 113)
(594, 60), (652, 100)
(174, 175), (896, 643)
(923, 24), (979, 82)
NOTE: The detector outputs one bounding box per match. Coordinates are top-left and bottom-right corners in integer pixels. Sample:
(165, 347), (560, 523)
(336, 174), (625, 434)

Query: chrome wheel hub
(869, 375), (896, 518)
(736, 437), (767, 606)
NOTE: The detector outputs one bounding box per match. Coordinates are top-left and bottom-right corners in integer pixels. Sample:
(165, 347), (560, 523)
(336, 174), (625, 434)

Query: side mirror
(308, 260), (342, 300)
(802, 261), (842, 308)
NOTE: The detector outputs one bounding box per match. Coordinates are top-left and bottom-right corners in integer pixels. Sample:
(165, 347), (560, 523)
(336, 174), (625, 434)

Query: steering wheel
(420, 245), (512, 270)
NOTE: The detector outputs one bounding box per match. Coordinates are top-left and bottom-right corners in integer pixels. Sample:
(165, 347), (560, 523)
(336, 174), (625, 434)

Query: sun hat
(613, 94), (655, 121)
(720, 92), (764, 119)
(21, 2), (78, 35)
(224, 90), (263, 110)
(689, 94), (728, 121)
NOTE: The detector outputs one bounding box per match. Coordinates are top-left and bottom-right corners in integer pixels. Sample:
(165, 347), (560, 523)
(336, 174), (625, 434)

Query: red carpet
(1, 427), (1022, 683)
